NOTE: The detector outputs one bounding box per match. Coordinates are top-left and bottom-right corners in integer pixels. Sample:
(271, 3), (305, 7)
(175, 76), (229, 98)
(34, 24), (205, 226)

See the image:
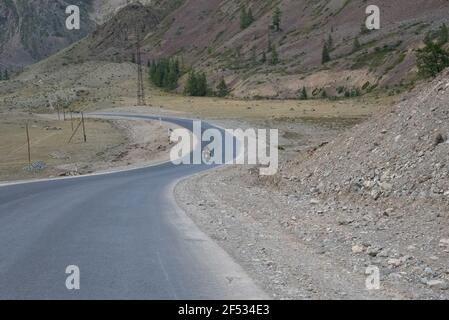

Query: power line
(135, 26), (146, 106)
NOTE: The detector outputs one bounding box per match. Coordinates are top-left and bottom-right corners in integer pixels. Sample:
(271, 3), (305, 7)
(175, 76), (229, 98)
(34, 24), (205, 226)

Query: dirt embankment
(175, 71), (449, 300)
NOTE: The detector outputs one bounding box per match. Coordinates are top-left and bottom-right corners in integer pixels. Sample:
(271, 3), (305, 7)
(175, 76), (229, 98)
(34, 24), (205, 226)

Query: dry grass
(124, 89), (396, 121)
(0, 113), (126, 181)
(1, 59), (396, 121)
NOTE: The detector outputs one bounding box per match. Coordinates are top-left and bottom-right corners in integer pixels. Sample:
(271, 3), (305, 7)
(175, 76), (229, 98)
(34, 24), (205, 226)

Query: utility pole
(26, 122), (31, 166)
(81, 112), (87, 143)
(135, 25), (146, 106)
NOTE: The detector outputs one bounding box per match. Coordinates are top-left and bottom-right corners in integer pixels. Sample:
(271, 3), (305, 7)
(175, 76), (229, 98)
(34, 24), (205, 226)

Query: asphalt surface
(0, 113), (267, 299)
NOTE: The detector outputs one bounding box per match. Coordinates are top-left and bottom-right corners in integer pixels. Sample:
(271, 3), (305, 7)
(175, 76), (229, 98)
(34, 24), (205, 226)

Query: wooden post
(68, 120), (82, 144)
(70, 110), (74, 132)
(81, 112), (87, 143)
(26, 122), (31, 166)
(63, 110), (66, 121)
(159, 106), (162, 128)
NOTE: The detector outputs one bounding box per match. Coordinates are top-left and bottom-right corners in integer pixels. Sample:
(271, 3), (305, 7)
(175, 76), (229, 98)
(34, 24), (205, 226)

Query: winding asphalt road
(0, 113), (267, 299)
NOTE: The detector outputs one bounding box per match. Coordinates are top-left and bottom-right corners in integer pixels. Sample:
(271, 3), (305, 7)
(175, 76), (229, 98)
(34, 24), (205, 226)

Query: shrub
(416, 41), (449, 78)
(299, 86), (308, 100)
(216, 78), (229, 97)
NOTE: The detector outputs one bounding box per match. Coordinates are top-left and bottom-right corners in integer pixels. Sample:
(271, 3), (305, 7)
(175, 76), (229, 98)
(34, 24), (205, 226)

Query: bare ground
(175, 166), (398, 300)
(175, 163), (449, 300)
(0, 111), (177, 182)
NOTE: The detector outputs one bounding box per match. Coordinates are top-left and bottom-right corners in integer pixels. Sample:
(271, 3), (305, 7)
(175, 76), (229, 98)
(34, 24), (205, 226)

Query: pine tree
(240, 5), (248, 30)
(270, 45), (279, 65)
(240, 5), (254, 29)
(174, 58), (180, 76)
(322, 43), (331, 64)
(0, 69), (3, 81)
(216, 78), (229, 97)
(131, 54), (136, 64)
(197, 72), (208, 96)
(184, 70), (208, 96)
(150, 61), (157, 83)
(166, 68), (177, 90)
(4, 69), (9, 80)
(149, 58), (181, 90)
(185, 71), (198, 96)
(299, 86), (308, 100)
(155, 60), (164, 86)
(247, 8), (254, 25)
(272, 6), (281, 31)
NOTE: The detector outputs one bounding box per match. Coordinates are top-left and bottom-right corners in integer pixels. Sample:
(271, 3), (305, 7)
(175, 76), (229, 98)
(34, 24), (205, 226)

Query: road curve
(0, 113), (267, 300)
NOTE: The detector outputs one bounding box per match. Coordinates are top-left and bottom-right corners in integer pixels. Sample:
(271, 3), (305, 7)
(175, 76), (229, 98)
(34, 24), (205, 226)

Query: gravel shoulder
(175, 164), (449, 299)
(175, 167), (389, 299)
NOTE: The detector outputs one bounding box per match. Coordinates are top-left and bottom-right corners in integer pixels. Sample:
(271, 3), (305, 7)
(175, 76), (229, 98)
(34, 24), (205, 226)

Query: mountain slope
(91, 0), (155, 24)
(2, 0), (449, 99)
(0, 0), (96, 69)
(0, 1), (187, 112)
(66, 1), (184, 62)
(0, 0), (165, 69)
(140, 0), (449, 98)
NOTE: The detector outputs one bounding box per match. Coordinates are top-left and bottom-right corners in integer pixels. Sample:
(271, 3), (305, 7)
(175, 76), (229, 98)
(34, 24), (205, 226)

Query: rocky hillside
(258, 69), (449, 298)
(49, 0), (449, 98)
(0, 0), (186, 72)
(71, 1), (183, 62)
(283, 68), (449, 206)
(140, 0), (449, 98)
(0, 0), (97, 70)
(0, 0), (164, 70)
(91, 0), (154, 24)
